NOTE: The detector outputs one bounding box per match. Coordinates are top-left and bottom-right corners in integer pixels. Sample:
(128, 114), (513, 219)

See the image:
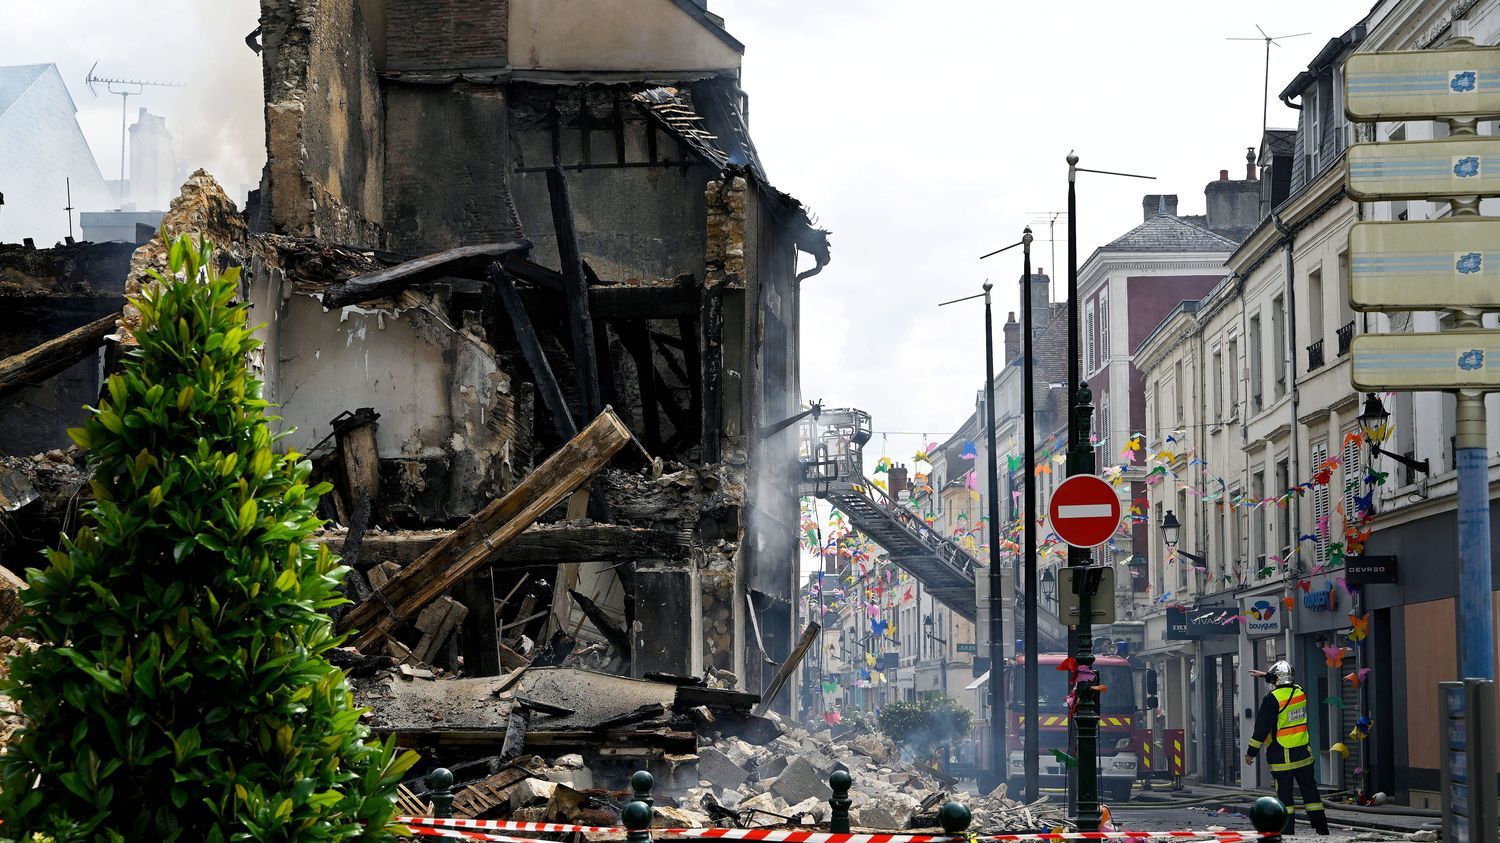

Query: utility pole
(1065, 152), (1152, 830)
(1020, 228), (1041, 802)
(84, 63), (183, 209)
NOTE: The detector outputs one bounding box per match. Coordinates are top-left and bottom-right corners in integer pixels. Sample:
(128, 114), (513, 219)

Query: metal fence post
(829, 770), (852, 833)
(938, 802), (972, 834)
(631, 770), (655, 807)
(428, 767), (454, 818)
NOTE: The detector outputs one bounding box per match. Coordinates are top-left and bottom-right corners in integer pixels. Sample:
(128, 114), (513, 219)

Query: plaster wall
(508, 0), (740, 72)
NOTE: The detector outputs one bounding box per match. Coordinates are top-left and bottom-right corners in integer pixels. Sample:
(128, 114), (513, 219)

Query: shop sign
(1303, 581), (1340, 613)
(1346, 555), (1399, 585)
(1166, 606), (1192, 641)
(1187, 605), (1238, 637)
(1242, 596), (1284, 638)
(956, 642), (978, 654)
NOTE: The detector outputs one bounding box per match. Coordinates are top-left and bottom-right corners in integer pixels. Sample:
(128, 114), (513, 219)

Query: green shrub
(0, 237), (416, 841)
(876, 693), (973, 758)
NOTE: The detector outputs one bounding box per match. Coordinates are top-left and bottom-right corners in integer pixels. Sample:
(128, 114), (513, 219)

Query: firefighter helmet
(1263, 660), (1294, 687)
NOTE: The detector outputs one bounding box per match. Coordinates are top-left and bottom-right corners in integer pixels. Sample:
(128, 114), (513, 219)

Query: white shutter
(1100, 292), (1110, 367)
(1312, 442), (1330, 567)
(1343, 429), (1364, 525)
(1086, 301), (1097, 372)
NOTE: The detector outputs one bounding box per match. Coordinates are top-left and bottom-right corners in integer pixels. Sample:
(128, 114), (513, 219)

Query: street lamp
(1040, 567), (1057, 604)
(1358, 392), (1430, 475)
(1159, 510), (1208, 567)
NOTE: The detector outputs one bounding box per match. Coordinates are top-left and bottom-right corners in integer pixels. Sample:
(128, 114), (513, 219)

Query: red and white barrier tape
(398, 819), (1273, 843)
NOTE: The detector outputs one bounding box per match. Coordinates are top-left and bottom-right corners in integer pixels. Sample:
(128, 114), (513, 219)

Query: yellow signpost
(1346, 136), (1500, 200)
(1345, 47), (1500, 122)
(1349, 218), (1500, 310)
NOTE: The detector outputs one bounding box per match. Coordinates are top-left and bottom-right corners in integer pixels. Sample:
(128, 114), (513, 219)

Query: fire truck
(1003, 653), (1152, 802)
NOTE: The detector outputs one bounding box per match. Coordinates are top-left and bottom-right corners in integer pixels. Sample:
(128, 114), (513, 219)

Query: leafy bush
(0, 238), (416, 841)
(877, 694), (973, 757)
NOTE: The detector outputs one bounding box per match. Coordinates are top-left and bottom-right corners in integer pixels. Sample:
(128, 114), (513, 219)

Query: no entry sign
(1049, 474), (1122, 548)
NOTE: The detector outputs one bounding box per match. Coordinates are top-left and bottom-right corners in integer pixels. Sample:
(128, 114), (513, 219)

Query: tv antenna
(85, 62), (184, 209)
(1227, 26), (1310, 136)
(1026, 210), (1068, 300)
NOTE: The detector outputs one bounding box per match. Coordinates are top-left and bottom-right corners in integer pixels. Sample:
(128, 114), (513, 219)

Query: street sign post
(1438, 679), (1497, 843)
(1057, 567), (1116, 625)
(1048, 475), (1122, 549)
(1346, 135), (1500, 200)
(1345, 47), (1500, 122)
(1349, 219), (1500, 310)
(1351, 330), (1500, 391)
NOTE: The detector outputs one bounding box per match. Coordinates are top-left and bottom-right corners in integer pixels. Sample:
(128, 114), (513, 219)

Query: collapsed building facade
(0, 0), (830, 745)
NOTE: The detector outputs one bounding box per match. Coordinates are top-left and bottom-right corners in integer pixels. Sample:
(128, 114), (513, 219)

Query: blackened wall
(383, 83), (524, 253)
(383, 0), (508, 71)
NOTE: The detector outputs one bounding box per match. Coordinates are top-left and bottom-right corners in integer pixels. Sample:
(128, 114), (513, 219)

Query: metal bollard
(828, 770), (852, 833)
(938, 802), (972, 834)
(623, 799), (654, 843)
(428, 767), (455, 818)
(631, 769), (655, 807)
(1249, 795), (1286, 843)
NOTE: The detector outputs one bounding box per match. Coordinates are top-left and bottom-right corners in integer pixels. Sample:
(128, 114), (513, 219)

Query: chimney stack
(889, 464), (910, 501)
(1003, 311), (1020, 362)
(1219, 169), (1229, 181)
(1142, 194), (1179, 221)
(1246, 146), (1258, 180)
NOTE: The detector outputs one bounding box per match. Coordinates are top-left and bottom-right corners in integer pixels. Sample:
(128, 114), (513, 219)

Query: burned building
(240, 0), (830, 703)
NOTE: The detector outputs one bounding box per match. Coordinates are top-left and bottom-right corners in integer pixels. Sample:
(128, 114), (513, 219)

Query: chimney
(1246, 146), (1258, 180)
(1003, 311), (1020, 362)
(1024, 270), (1051, 331)
(1219, 169), (1229, 181)
(889, 464), (910, 501)
(1142, 194), (1179, 221)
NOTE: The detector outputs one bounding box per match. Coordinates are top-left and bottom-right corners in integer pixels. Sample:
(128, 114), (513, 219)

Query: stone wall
(384, 0), (508, 72)
(259, 0), (385, 246)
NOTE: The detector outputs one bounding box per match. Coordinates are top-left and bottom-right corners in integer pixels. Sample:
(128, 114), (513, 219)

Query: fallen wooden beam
(568, 588), (631, 657)
(547, 167), (602, 419)
(700, 284), (724, 463)
(320, 241), (532, 308)
(339, 409), (637, 648)
(489, 263), (577, 442)
(752, 621), (820, 717)
(0, 313), (117, 400)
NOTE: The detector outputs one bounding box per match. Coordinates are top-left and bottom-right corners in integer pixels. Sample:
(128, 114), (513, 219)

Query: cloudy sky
(2, 0), (1370, 460)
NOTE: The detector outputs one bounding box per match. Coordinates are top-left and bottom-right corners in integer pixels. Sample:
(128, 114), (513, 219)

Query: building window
(1249, 316), (1263, 412)
(1275, 458), (1291, 559)
(1212, 350), (1223, 422)
(1272, 295), (1287, 398)
(1307, 87), (1322, 173)
(1098, 391), (1110, 461)
(1251, 470), (1266, 573)
(1308, 267), (1325, 345)
(1152, 378), (1162, 436)
(1099, 292), (1110, 369)
(1174, 360), (1185, 425)
(1086, 300), (1097, 372)
(1227, 337), (1239, 420)
(1311, 441), (1330, 566)
(1343, 427), (1364, 522)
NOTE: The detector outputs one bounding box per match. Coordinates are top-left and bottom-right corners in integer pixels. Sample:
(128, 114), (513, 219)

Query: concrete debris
(769, 757), (833, 804)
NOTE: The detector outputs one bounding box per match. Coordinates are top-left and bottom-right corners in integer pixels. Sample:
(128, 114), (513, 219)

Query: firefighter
(1245, 660), (1329, 835)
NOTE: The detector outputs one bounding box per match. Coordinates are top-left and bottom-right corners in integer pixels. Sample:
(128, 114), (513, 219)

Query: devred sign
(1048, 475), (1122, 549)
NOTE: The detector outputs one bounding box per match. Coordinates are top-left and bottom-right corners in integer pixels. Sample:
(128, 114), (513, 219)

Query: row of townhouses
(800, 0), (1500, 804)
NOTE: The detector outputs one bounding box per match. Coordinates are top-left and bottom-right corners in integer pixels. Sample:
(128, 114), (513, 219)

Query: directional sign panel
(1351, 330), (1500, 391)
(1048, 475), (1121, 549)
(1346, 136), (1500, 200)
(1345, 48), (1500, 122)
(1350, 219), (1500, 310)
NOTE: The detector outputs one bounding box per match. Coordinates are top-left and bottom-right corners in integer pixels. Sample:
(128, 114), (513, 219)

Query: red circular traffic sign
(1049, 474), (1122, 549)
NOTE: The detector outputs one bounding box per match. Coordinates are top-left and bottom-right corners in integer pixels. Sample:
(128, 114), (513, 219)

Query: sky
(1, 0), (1370, 470)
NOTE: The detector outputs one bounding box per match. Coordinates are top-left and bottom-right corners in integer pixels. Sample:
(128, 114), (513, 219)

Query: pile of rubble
(366, 665), (1069, 832)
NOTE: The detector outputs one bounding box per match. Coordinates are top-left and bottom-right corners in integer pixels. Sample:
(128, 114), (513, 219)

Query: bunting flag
(961, 440), (978, 460)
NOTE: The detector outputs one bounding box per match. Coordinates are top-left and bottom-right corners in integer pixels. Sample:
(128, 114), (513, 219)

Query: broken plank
(567, 588), (630, 657)
(339, 409), (637, 647)
(488, 263), (577, 441)
(588, 702), (667, 731)
(0, 312), (117, 400)
(321, 241), (532, 308)
(547, 166), (602, 419)
(751, 621), (820, 717)
(500, 710), (529, 761)
(700, 284), (724, 463)
(515, 696), (576, 717)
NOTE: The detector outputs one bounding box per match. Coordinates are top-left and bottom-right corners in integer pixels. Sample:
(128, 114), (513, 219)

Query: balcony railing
(1337, 321), (1355, 357)
(1307, 339), (1325, 372)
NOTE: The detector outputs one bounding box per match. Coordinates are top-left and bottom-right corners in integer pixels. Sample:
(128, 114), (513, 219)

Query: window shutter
(1086, 302), (1097, 371)
(1343, 429), (1364, 525)
(1312, 442), (1330, 566)
(1099, 292), (1110, 368)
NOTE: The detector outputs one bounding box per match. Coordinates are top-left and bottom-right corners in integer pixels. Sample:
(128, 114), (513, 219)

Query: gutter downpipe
(1272, 214), (1300, 671)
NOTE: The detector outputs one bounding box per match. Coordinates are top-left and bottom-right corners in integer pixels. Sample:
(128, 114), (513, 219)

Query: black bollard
(938, 802), (972, 834)
(631, 769), (655, 807)
(1249, 796), (1287, 843)
(829, 770), (852, 833)
(428, 767), (455, 818)
(623, 799), (654, 843)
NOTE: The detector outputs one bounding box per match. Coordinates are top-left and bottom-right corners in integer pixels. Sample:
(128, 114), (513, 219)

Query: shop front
(1236, 583), (1287, 791)
(1191, 593), (1241, 785)
(1292, 572), (1359, 789)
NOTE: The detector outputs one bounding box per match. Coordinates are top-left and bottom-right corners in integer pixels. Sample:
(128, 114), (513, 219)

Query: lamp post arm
(1370, 443), (1430, 475)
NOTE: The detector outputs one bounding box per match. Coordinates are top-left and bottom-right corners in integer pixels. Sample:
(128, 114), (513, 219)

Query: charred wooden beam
(515, 696), (576, 717)
(617, 321), (661, 451)
(546, 167), (602, 419)
(700, 285), (724, 463)
(320, 241), (531, 308)
(0, 313), (116, 400)
(676, 318), (702, 446)
(488, 263), (577, 442)
(500, 255), (565, 292)
(752, 621), (820, 717)
(338, 410), (635, 648)
(567, 588), (631, 657)
(589, 702), (667, 731)
(589, 287), (698, 320)
(323, 523), (691, 568)
(332, 408), (381, 571)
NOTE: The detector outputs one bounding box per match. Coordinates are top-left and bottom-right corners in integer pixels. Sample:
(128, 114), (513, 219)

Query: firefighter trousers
(1274, 763), (1328, 835)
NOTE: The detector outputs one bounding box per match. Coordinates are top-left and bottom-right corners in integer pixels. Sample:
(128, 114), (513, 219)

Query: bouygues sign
(1303, 581), (1339, 614)
(1241, 596), (1284, 638)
